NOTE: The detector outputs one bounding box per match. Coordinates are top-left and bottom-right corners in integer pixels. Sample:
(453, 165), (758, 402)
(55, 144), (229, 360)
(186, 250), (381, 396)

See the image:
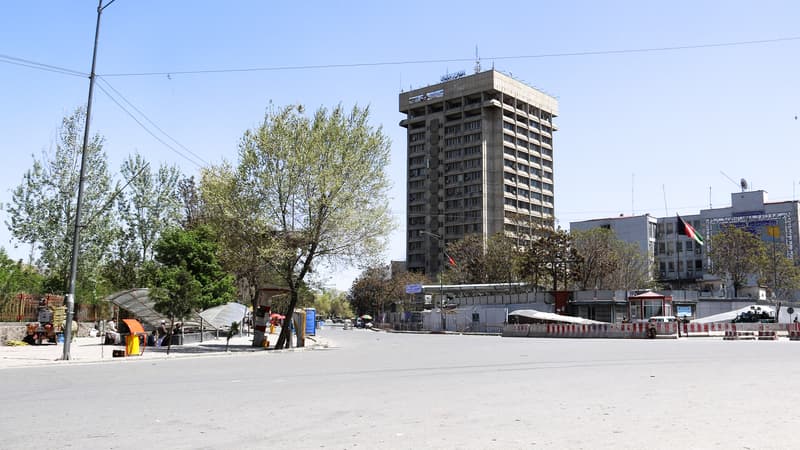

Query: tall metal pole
(63, 0), (109, 360)
(439, 242), (445, 332)
(421, 230), (446, 331)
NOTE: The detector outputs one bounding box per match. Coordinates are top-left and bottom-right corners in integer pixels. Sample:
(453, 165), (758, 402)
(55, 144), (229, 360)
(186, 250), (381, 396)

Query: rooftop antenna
(740, 178), (748, 192)
(709, 185), (712, 209)
(474, 45), (481, 73)
(631, 173), (635, 215)
(662, 184), (669, 216)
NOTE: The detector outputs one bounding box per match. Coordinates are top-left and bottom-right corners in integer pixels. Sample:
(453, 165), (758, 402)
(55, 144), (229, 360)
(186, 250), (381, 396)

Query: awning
(509, 309), (606, 325)
(121, 318), (146, 335)
(199, 302), (247, 330)
(104, 288), (201, 328)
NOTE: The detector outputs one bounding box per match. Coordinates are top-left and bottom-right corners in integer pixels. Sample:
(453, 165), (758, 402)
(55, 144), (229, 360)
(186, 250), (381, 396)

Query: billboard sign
(405, 284), (422, 294)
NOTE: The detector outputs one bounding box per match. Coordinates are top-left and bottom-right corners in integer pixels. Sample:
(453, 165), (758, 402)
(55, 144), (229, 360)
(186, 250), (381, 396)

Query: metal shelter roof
(198, 302), (247, 330)
(105, 288), (232, 330)
(508, 309), (606, 325)
(105, 289), (164, 328)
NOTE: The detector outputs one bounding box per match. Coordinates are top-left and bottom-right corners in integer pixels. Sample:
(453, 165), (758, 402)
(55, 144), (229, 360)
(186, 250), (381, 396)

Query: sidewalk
(0, 330), (331, 370)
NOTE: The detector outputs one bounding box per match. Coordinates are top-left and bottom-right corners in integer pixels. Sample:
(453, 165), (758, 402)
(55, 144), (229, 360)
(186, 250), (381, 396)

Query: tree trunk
(275, 289), (299, 349)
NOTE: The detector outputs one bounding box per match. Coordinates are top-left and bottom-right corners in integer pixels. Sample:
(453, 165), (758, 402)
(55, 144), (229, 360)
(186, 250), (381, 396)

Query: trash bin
(125, 334), (140, 356)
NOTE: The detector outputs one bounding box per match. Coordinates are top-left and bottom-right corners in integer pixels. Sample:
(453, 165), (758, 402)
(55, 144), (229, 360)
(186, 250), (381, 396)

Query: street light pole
(63, 0), (115, 361)
(420, 230), (446, 332)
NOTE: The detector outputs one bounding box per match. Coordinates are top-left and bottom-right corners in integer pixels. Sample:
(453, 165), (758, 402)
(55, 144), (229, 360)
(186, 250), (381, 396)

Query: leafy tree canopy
(153, 225), (236, 310)
(205, 103), (394, 349)
(444, 233), (520, 284)
(708, 225), (767, 297)
(5, 107), (115, 301)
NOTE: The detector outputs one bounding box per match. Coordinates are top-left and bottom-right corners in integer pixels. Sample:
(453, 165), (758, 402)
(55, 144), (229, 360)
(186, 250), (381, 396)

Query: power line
(99, 35), (800, 78)
(97, 77), (209, 166)
(82, 161), (151, 228)
(95, 81), (206, 169)
(0, 53), (87, 77)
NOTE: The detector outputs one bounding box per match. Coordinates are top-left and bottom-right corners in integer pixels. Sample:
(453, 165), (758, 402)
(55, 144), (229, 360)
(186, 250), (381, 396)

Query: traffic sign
(405, 283), (422, 294)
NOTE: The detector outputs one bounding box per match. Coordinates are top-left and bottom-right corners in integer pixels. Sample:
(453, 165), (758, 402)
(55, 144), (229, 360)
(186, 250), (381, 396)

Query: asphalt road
(2, 328), (800, 449)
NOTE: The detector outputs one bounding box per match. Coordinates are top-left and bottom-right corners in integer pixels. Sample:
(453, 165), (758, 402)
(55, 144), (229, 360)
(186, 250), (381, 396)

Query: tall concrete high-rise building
(399, 70), (558, 277)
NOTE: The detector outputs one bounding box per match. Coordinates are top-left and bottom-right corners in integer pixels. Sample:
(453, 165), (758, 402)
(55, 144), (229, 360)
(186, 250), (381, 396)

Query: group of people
(103, 318), (177, 346)
(153, 320), (185, 346)
(154, 320), (169, 346)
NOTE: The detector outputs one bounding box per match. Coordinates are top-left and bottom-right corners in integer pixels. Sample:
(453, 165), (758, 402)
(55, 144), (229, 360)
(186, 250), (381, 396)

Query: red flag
(677, 214), (704, 246)
(445, 252), (457, 267)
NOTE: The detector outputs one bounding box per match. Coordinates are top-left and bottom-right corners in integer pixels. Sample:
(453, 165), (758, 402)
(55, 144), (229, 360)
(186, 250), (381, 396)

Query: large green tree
(445, 233), (520, 284)
(348, 267), (428, 316)
(116, 153), (182, 262)
(571, 228), (619, 290)
(5, 107), (115, 301)
(609, 240), (655, 291)
(104, 153), (182, 290)
(707, 225), (767, 297)
(151, 267), (202, 354)
(312, 288), (353, 319)
(518, 228), (582, 291)
(207, 104), (393, 349)
(153, 226), (235, 310)
(571, 228), (654, 291)
(762, 241), (800, 299)
(0, 248), (44, 313)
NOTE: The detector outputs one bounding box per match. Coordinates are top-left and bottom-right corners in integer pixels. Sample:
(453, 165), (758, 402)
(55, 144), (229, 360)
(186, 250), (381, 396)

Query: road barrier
(502, 322), (678, 339)
(757, 330), (778, 341)
(503, 321), (800, 340)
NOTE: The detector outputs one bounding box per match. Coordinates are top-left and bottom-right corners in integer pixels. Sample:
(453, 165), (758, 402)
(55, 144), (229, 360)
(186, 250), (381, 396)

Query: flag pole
(675, 215), (681, 291)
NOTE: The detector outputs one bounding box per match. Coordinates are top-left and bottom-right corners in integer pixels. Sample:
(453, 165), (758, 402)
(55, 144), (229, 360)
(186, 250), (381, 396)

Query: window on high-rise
(444, 125), (461, 135)
(464, 145), (481, 156)
(464, 120), (481, 130)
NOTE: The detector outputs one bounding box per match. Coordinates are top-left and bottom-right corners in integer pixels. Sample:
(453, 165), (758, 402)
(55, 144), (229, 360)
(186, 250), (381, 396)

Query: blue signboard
(405, 284), (422, 294)
(305, 308), (316, 336)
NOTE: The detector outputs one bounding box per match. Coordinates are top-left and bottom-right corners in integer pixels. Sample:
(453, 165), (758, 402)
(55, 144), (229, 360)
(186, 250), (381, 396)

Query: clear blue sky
(2, 1), (799, 291)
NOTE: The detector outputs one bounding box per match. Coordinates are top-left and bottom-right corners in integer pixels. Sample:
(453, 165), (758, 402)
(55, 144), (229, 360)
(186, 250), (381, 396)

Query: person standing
(156, 320), (168, 346)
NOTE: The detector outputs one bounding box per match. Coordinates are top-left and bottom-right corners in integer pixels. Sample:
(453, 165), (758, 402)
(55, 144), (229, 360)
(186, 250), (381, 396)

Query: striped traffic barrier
(757, 330), (778, 341)
(788, 330), (800, 341)
(737, 331), (757, 340)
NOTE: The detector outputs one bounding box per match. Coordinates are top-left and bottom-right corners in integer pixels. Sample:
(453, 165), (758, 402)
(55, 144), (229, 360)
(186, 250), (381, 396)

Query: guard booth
(627, 291), (673, 321)
(253, 286), (289, 348)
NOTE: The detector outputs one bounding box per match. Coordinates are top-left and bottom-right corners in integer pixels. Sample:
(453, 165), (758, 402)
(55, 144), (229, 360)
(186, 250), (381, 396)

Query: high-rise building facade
(399, 70), (558, 276)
